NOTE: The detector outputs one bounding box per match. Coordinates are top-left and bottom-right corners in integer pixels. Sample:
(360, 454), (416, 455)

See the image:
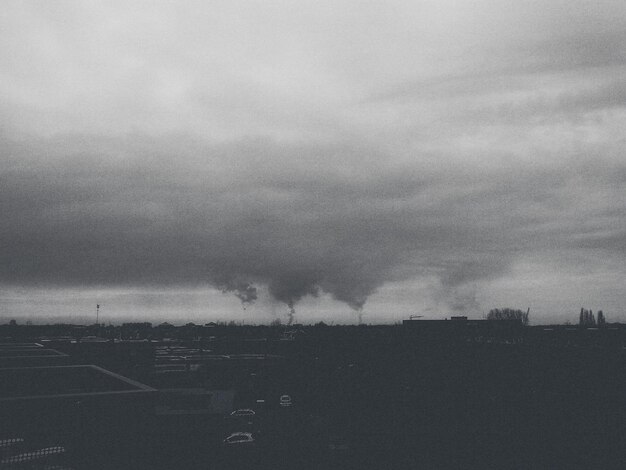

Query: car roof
(225, 432), (253, 441)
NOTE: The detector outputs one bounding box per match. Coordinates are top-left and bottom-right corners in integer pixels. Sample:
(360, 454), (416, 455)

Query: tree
(597, 310), (606, 327)
(579, 308), (596, 326)
(486, 308), (529, 326)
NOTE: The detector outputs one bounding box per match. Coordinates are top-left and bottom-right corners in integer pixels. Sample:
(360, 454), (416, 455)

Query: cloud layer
(2, 134), (624, 316)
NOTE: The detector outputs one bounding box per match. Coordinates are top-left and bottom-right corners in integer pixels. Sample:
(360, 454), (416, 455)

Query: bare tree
(486, 308), (529, 326)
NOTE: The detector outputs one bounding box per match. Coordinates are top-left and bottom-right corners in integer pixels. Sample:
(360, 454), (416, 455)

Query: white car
(223, 432), (255, 446)
(230, 409), (255, 417)
(230, 409), (256, 425)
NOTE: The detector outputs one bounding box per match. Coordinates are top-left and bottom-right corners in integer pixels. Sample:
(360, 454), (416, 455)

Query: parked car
(0, 438), (25, 460)
(231, 409), (255, 418)
(0, 446), (67, 467)
(279, 394), (292, 407)
(230, 409), (255, 417)
(223, 432), (255, 447)
(230, 409), (256, 426)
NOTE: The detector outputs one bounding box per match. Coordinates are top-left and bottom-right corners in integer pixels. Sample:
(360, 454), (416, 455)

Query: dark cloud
(2, 134), (625, 316)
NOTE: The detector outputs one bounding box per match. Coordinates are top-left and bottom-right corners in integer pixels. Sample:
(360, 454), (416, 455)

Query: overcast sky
(1, 0), (625, 325)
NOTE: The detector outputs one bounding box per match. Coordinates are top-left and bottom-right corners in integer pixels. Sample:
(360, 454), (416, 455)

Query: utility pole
(96, 304), (100, 325)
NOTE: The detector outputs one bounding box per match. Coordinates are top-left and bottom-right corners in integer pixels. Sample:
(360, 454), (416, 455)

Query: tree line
(486, 308), (530, 325)
(579, 308), (606, 326)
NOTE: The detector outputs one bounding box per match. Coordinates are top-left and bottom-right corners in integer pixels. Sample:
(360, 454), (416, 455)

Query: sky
(1, 0), (625, 325)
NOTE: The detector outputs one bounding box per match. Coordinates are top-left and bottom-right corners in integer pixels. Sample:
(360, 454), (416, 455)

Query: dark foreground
(1, 321), (625, 469)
